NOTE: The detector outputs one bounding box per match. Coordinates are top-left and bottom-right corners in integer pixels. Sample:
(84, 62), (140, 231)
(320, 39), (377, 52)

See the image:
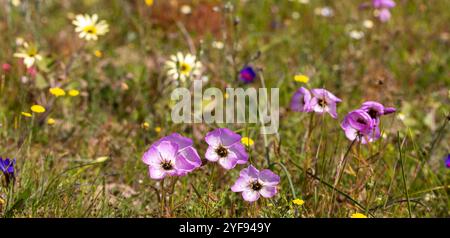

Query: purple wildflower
(372, 0), (396, 9)
(341, 109), (380, 144)
(205, 128), (248, 170)
(239, 66), (257, 83)
(445, 154), (450, 168)
(309, 88), (342, 119)
(372, 0), (395, 22)
(359, 101), (396, 124)
(142, 133), (202, 180)
(290, 87), (312, 112)
(231, 165), (280, 202)
(0, 157), (16, 185)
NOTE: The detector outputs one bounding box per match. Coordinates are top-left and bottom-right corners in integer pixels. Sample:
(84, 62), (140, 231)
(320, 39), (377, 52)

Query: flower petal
(231, 177), (250, 192)
(242, 190), (260, 202)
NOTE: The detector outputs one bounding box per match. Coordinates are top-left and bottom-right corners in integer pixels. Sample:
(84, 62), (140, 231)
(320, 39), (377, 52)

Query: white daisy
(72, 14), (109, 41)
(13, 42), (42, 68)
(165, 52), (203, 82)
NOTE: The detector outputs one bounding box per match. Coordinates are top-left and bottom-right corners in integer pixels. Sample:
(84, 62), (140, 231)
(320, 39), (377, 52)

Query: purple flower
(239, 66), (257, 83)
(231, 165), (280, 202)
(372, 0), (395, 22)
(359, 101), (396, 124)
(309, 88), (342, 119)
(445, 154), (450, 168)
(142, 133), (202, 180)
(205, 128), (248, 170)
(290, 87), (312, 112)
(0, 157), (16, 185)
(372, 0), (396, 9)
(341, 109), (380, 144)
(378, 8), (392, 22)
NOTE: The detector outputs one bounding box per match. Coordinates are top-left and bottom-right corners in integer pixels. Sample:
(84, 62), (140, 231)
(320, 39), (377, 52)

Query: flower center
(215, 145), (229, 158)
(250, 181), (262, 191)
(83, 25), (97, 34)
(368, 109), (378, 119)
(180, 62), (191, 74)
(318, 98), (327, 107)
(161, 160), (173, 170)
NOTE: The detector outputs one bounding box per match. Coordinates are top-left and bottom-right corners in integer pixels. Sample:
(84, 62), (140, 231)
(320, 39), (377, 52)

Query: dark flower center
(318, 99), (327, 107)
(250, 181), (262, 191)
(161, 161), (173, 170)
(215, 145), (229, 158)
(368, 109), (378, 119)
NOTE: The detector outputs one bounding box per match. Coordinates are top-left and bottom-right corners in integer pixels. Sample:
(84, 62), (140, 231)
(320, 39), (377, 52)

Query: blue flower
(0, 157), (16, 185)
(239, 66), (256, 83)
(445, 154), (450, 169)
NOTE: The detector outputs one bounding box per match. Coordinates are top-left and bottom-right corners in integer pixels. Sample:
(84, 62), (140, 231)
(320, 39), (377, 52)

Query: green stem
(397, 132), (412, 218)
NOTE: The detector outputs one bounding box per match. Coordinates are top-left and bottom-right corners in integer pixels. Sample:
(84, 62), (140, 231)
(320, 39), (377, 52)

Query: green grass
(0, 0), (449, 218)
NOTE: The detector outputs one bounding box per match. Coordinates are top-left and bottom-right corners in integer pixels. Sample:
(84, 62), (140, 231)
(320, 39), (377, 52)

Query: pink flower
(290, 87), (312, 112)
(205, 128), (248, 170)
(2, 63), (11, 73)
(231, 165), (280, 202)
(142, 133), (202, 180)
(372, 0), (395, 22)
(309, 88), (342, 119)
(341, 109), (380, 144)
(27, 66), (37, 78)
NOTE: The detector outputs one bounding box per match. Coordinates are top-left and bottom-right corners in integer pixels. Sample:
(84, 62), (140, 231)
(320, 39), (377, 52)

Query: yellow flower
(292, 198), (305, 206)
(350, 213), (368, 218)
(13, 42), (42, 68)
(21, 112), (32, 117)
(241, 137), (254, 146)
(31, 105), (45, 113)
(49, 87), (66, 97)
(294, 74), (309, 83)
(94, 50), (102, 58)
(141, 122), (150, 129)
(47, 118), (56, 125)
(68, 89), (80, 97)
(145, 0), (154, 6)
(154, 126), (162, 133)
(72, 14), (109, 41)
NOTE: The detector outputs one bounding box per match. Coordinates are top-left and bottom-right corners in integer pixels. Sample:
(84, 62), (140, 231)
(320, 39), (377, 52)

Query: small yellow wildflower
(94, 50), (102, 58)
(154, 126), (162, 133)
(294, 74), (310, 83)
(350, 213), (368, 218)
(292, 198), (305, 206)
(21, 112), (32, 117)
(145, 0), (154, 6)
(68, 89), (80, 97)
(241, 137), (254, 146)
(141, 122), (150, 129)
(49, 87), (66, 97)
(31, 105), (45, 113)
(47, 118), (56, 125)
